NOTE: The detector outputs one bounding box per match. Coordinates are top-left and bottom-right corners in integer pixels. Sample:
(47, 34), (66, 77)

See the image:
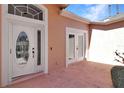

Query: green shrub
(111, 66), (124, 88)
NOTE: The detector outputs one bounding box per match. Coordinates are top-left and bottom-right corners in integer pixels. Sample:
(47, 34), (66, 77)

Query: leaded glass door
(12, 23), (35, 77)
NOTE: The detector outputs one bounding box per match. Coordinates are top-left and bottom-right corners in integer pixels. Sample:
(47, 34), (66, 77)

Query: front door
(12, 23), (36, 77)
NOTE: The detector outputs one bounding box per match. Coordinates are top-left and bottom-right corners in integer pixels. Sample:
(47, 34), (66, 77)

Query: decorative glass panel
(16, 32), (29, 63)
(8, 4), (43, 21)
(37, 30), (41, 65)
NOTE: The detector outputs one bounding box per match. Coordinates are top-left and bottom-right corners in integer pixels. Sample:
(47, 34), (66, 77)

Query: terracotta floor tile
(8, 61), (113, 88)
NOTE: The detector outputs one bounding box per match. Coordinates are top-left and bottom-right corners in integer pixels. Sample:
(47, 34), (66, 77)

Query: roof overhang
(59, 5), (124, 25)
(91, 13), (124, 25)
(56, 4), (68, 9)
(60, 9), (90, 24)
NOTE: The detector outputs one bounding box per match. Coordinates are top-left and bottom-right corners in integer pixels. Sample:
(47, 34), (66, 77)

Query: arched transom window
(8, 4), (43, 21)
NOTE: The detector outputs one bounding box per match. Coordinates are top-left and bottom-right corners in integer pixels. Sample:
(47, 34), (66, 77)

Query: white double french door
(66, 28), (86, 65)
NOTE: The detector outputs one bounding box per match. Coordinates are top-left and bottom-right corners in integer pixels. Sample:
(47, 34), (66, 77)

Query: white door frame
(1, 4), (48, 86)
(66, 27), (88, 67)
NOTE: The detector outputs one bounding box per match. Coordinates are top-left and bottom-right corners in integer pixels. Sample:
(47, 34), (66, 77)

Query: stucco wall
(89, 20), (124, 66)
(88, 28), (124, 66)
(0, 4), (89, 87)
(44, 4), (89, 72)
(89, 20), (124, 47)
(0, 4), (2, 87)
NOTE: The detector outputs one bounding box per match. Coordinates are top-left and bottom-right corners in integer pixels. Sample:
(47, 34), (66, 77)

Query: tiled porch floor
(8, 61), (113, 88)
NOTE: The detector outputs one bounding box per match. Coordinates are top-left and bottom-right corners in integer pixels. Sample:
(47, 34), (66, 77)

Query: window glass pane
(16, 32), (29, 64)
(84, 33), (86, 57)
(68, 34), (75, 60)
(15, 9), (21, 16)
(34, 15), (38, 20)
(28, 8), (38, 15)
(37, 30), (41, 65)
(39, 12), (43, 21)
(17, 7), (27, 13)
(14, 4), (27, 7)
(78, 35), (84, 58)
(28, 4), (41, 12)
(8, 4), (43, 21)
(8, 4), (14, 14)
(22, 13), (33, 18)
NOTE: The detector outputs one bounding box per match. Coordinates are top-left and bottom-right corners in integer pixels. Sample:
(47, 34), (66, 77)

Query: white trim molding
(1, 4), (48, 87)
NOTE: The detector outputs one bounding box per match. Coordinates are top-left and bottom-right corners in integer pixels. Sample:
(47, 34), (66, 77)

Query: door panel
(77, 35), (84, 60)
(12, 24), (35, 77)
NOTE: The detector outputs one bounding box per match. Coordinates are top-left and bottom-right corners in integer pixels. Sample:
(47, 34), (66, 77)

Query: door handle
(76, 47), (78, 50)
(32, 51), (35, 58)
(32, 48), (35, 58)
(32, 51), (35, 53)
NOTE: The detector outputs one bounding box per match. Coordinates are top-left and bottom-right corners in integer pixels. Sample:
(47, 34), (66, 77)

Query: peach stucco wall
(44, 4), (89, 72)
(0, 4), (89, 87)
(0, 5), (2, 87)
